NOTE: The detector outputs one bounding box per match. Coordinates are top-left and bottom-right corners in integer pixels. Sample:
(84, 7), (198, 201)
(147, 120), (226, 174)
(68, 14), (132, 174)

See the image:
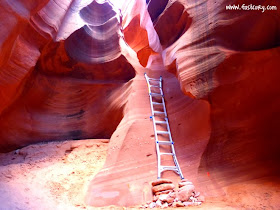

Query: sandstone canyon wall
(0, 0), (280, 208)
(88, 0), (280, 206)
(0, 0), (136, 151)
(156, 0), (280, 196)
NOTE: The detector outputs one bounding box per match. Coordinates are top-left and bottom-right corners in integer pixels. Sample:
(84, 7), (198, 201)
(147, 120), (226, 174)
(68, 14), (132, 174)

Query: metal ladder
(144, 73), (184, 179)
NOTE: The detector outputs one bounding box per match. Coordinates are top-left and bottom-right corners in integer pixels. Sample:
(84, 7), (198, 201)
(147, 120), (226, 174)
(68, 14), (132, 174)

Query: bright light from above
(107, 0), (126, 9)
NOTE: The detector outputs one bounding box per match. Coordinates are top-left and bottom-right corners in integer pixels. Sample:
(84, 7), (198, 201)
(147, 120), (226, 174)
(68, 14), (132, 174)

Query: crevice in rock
(154, 2), (192, 48)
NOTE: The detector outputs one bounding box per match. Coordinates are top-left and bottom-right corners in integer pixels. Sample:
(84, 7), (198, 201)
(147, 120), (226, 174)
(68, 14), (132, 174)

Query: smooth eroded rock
(151, 178), (173, 186)
(152, 183), (175, 194)
(177, 185), (195, 202)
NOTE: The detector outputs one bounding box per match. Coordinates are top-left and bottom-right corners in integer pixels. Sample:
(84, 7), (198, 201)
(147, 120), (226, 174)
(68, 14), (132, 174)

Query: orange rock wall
(0, 0), (136, 151)
(157, 0), (280, 198)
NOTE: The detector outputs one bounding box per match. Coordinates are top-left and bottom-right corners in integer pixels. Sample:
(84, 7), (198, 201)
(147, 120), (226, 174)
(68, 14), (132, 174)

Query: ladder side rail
(144, 73), (162, 179)
(155, 141), (161, 179)
(145, 73), (157, 123)
(165, 118), (184, 179)
(159, 84), (184, 179)
(159, 84), (173, 142)
(172, 152), (184, 179)
(159, 85), (168, 118)
(151, 96), (162, 178)
(145, 73), (160, 143)
(165, 117), (174, 143)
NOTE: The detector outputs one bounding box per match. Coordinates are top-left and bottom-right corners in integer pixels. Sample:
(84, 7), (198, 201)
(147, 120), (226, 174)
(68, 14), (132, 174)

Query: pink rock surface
(177, 185), (195, 202)
(152, 183), (175, 194)
(0, 0), (135, 152)
(151, 178), (173, 186)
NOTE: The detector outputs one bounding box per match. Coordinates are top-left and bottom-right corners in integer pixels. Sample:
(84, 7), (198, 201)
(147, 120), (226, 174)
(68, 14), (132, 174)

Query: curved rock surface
(65, 1), (122, 63)
(87, 0), (280, 207)
(159, 0), (280, 201)
(154, 1), (192, 48)
(0, 0), (135, 151)
(0, 0), (280, 208)
(123, 0), (161, 67)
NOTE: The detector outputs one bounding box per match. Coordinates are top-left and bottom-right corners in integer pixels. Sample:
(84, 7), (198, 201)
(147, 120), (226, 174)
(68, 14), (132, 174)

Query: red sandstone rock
(147, 0), (168, 22)
(154, 2), (192, 48)
(152, 184), (175, 194)
(173, 201), (184, 207)
(153, 195), (159, 202)
(178, 181), (193, 188)
(197, 195), (205, 202)
(158, 194), (169, 202)
(155, 199), (162, 207)
(166, 196), (175, 204)
(0, 0), (136, 152)
(177, 185), (195, 202)
(155, 190), (173, 196)
(123, 14), (158, 67)
(152, 179), (173, 186)
(169, 192), (177, 199)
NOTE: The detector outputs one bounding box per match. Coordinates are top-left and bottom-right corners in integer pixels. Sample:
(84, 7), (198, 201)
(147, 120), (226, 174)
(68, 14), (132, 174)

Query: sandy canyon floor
(0, 139), (279, 210)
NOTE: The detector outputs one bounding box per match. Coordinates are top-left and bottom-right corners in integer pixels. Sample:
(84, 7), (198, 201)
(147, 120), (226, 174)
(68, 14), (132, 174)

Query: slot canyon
(0, 0), (280, 209)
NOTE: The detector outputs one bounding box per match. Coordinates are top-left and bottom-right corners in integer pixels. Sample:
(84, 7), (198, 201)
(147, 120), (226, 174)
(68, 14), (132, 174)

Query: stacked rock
(176, 180), (204, 207)
(149, 179), (175, 208)
(141, 179), (205, 208)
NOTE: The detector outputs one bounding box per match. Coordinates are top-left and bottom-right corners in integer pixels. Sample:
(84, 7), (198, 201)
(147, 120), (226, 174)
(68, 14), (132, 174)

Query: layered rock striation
(0, 0), (136, 151)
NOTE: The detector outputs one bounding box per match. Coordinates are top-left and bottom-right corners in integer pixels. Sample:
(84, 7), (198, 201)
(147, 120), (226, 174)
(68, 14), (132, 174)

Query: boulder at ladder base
(166, 196), (175, 204)
(158, 194), (169, 202)
(173, 201), (185, 207)
(155, 199), (162, 207)
(155, 190), (173, 195)
(152, 183), (175, 194)
(178, 181), (193, 188)
(169, 191), (177, 198)
(151, 178), (173, 186)
(177, 184), (195, 202)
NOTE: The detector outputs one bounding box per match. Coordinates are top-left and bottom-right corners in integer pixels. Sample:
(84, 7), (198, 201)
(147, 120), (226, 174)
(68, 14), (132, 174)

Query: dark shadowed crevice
(154, 2), (192, 48)
(147, 0), (168, 22)
(37, 40), (135, 82)
(214, 12), (280, 51)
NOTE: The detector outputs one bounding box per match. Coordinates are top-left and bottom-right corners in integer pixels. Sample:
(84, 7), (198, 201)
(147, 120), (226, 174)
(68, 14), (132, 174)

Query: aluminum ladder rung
(150, 85), (160, 88)
(156, 141), (173, 145)
(150, 93), (163, 97)
(152, 102), (163, 105)
(149, 78), (160, 81)
(155, 120), (167, 124)
(156, 131), (169, 135)
(153, 111), (165, 115)
(160, 166), (179, 172)
(160, 153), (174, 156)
